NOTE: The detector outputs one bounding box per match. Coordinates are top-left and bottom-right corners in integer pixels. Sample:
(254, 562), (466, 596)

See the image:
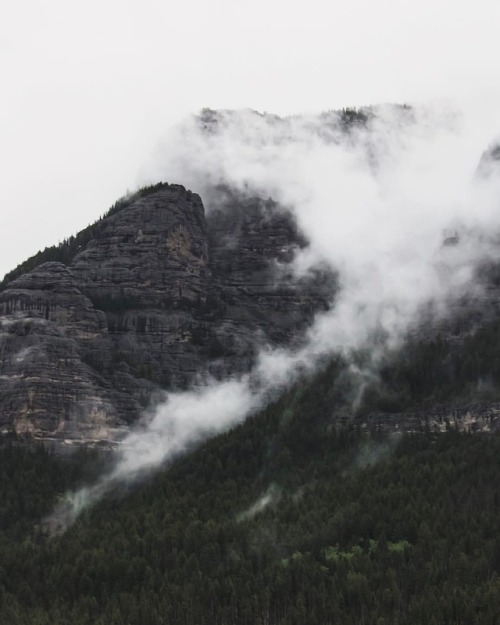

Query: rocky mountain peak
(0, 184), (333, 447)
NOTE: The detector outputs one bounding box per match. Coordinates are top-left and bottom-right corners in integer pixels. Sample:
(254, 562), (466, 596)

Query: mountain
(1, 375), (500, 625)
(3, 113), (500, 625)
(5, 108), (500, 448)
(0, 183), (333, 446)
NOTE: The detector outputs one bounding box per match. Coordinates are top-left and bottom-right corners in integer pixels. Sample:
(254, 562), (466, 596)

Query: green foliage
(0, 442), (105, 538)
(358, 318), (500, 414)
(339, 107), (371, 127)
(1, 386), (500, 624)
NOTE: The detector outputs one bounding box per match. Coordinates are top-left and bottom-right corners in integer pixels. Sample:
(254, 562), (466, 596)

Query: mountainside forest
(1, 361), (500, 624)
(3, 107), (500, 624)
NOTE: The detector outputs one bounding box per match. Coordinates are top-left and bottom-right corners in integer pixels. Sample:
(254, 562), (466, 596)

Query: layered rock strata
(0, 185), (333, 444)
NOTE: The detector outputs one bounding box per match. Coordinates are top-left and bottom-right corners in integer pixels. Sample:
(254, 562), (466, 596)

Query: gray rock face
(362, 403), (500, 434)
(71, 187), (209, 308)
(0, 184), (333, 444)
(0, 263), (135, 443)
(476, 143), (500, 179)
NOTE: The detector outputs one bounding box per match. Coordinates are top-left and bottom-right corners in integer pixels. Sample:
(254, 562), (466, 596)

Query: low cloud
(237, 484), (281, 522)
(49, 102), (500, 529)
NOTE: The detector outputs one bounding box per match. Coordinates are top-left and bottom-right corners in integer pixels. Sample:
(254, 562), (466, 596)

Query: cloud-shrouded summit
(50, 103), (500, 528)
(145, 104), (500, 351)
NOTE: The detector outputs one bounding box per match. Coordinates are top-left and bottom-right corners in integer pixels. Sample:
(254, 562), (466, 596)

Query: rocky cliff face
(0, 184), (333, 445)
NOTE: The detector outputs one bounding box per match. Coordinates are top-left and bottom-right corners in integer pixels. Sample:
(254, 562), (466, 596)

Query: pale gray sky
(1, 0), (500, 279)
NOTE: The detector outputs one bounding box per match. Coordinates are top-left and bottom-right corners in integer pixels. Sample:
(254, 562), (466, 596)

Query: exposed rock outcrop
(0, 184), (333, 444)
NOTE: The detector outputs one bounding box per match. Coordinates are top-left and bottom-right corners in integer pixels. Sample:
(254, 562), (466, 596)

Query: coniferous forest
(1, 362), (500, 624)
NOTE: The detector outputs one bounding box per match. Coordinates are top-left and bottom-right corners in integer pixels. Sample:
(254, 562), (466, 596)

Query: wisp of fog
(48, 102), (500, 530)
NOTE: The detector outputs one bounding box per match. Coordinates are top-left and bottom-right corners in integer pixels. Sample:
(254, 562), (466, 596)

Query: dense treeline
(1, 366), (500, 624)
(357, 317), (500, 414)
(0, 182), (171, 288)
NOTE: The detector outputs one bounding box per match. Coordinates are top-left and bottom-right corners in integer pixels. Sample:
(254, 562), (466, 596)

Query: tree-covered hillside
(355, 316), (500, 416)
(1, 363), (500, 624)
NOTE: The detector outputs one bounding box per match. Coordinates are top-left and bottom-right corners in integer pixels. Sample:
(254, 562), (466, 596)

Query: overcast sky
(2, 0), (500, 279)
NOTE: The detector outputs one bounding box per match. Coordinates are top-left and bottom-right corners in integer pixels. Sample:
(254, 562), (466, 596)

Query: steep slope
(0, 263), (130, 442)
(1, 381), (500, 625)
(0, 184), (333, 444)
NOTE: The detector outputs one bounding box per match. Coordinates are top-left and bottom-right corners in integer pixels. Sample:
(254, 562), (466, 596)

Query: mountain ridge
(0, 183), (333, 446)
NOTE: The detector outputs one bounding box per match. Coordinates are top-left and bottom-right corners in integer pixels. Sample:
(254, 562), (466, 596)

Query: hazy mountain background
(2, 104), (500, 623)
